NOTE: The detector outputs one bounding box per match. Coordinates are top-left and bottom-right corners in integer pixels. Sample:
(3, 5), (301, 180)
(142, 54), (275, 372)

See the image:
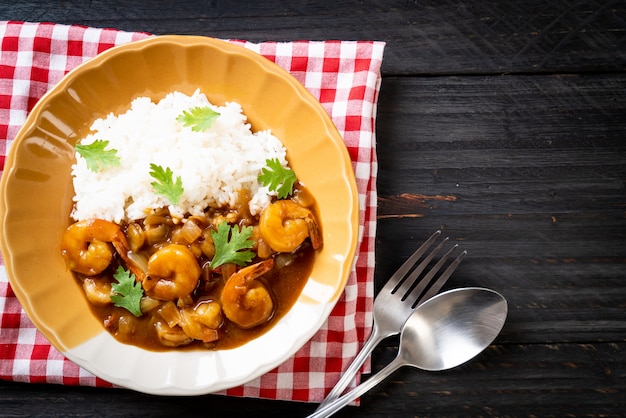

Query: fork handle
(308, 354), (405, 418)
(317, 322), (385, 409)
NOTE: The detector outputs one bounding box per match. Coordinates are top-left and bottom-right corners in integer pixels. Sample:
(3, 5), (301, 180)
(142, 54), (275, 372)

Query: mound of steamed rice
(70, 90), (288, 223)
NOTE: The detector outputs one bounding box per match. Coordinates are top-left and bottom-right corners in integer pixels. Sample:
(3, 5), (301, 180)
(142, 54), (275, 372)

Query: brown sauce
(81, 244), (314, 351)
(67, 186), (322, 352)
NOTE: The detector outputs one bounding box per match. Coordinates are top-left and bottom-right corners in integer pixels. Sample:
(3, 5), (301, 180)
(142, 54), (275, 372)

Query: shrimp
(144, 244), (201, 301)
(221, 259), (274, 329)
(179, 300), (222, 343)
(258, 200), (322, 253)
(82, 276), (113, 305)
(153, 321), (193, 347)
(61, 219), (132, 276)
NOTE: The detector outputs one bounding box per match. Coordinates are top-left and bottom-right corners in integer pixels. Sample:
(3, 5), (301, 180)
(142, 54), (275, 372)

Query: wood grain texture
(2, 0), (625, 75)
(1, 0), (625, 416)
(373, 73), (626, 350)
(1, 343), (624, 416)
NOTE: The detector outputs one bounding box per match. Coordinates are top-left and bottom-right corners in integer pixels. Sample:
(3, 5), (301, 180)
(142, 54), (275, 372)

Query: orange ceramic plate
(0, 36), (358, 395)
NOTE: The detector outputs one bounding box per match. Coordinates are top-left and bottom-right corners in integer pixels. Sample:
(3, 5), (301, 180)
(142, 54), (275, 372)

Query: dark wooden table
(1, 1), (625, 416)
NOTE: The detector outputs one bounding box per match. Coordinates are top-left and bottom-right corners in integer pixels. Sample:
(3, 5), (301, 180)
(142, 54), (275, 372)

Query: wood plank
(1, 2), (625, 415)
(364, 342), (626, 416)
(374, 73), (626, 343)
(376, 74), (626, 224)
(373, 245), (626, 343)
(2, 0), (625, 75)
(0, 342), (623, 416)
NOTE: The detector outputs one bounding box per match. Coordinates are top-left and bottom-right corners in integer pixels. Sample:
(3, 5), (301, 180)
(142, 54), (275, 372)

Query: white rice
(70, 89), (288, 223)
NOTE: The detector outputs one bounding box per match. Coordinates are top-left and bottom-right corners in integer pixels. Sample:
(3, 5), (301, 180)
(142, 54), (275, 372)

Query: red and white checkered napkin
(0, 21), (384, 402)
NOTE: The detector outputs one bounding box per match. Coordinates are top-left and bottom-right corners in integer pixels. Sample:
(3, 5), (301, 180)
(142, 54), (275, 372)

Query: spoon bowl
(401, 286), (508, 371)
(309, 287), (508, 417)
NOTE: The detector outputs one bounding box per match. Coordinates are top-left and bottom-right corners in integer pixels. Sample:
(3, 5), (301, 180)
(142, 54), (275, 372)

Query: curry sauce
(82, 244), (315, 351)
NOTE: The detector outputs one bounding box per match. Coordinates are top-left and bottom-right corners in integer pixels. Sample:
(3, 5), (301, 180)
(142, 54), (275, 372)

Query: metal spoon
(308, 287), (508, 418)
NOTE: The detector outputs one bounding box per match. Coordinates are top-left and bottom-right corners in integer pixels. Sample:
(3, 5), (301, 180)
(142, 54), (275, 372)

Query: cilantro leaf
(210, 222), (256, 269)
(75, 139), (121, 173)
(111, 266), (144, 317)
(258, 158), (297, 199)
(149, 163), (184, 205)
(176, 106), (220, 132)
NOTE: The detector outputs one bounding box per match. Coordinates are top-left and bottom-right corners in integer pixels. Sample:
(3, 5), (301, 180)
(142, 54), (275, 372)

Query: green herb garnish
(210, 222), (256, 269)
(111, 266), (143, 317)
(258, 158), (297, 199)
(149, 163), (184, 205)
(176, 106), (220, 132)
(75, 139), (121, 173)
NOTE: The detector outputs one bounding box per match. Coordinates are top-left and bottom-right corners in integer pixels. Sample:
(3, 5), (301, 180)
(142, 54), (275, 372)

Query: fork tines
(391, 230), (467, 308)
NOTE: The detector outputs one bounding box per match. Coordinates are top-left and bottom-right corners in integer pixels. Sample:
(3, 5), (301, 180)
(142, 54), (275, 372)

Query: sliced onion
(126, 250), (148, 275)
(180, 219), (203, 244)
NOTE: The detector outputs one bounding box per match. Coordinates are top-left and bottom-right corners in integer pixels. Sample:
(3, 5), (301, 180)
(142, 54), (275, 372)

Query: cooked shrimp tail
(61, 219), (129, 276)
(144, 244), (201, 301)
(180, 300), (222, 343)
(259, 200), (322, 253)
(221, 259), (274, 329)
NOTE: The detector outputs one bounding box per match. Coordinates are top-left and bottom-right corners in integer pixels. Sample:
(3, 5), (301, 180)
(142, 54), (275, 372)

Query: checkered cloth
(0, 21), (383, 402)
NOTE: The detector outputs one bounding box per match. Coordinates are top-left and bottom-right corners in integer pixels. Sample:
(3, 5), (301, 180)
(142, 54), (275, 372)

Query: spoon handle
(308, 355), (405, 418)
(317, 322), (384, 409)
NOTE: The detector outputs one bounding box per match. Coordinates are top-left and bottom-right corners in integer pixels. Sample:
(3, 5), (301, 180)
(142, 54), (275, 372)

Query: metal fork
(317, 230), (466, 408)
